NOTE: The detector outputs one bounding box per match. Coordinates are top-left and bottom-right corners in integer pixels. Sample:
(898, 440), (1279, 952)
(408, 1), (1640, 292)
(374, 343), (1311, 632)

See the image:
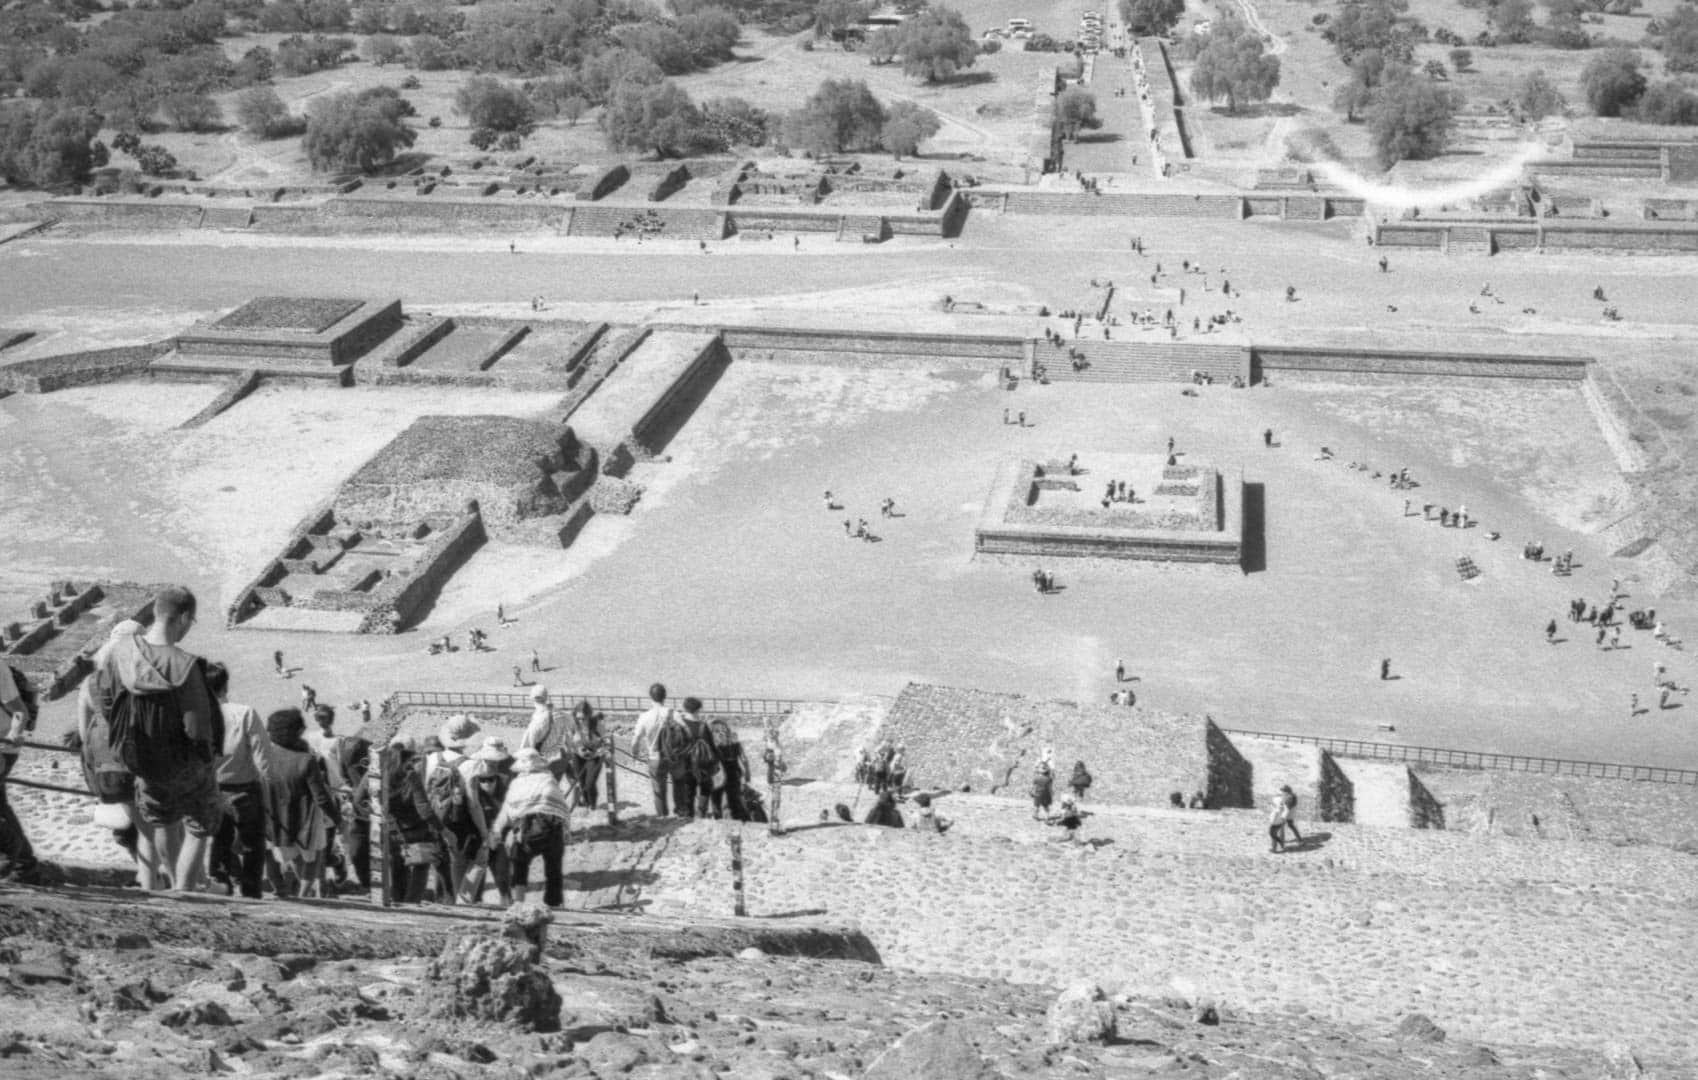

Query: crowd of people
(5, 585), (658, 907)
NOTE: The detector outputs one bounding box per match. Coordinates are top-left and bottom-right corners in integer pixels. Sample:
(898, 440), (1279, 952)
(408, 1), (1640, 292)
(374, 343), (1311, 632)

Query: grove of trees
(782, 78), (941, 157)
(1053, 87), (1099, 140)
(889, 7), (977, 83)
(303, 86), (417, 173)
(1580, 47), (1645, 116)
(1119, 0), (1185, 37)
(1187, 17), (1281, 113)
(1367, 71), (1459, 168)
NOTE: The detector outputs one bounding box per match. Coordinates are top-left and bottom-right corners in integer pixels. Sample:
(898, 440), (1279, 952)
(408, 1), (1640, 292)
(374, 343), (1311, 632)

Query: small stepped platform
(1340, 759), (1428, 828)
(1229, 734), (1337, 822)
(568, 330), (724, 457)
(149, 350), (350, 384)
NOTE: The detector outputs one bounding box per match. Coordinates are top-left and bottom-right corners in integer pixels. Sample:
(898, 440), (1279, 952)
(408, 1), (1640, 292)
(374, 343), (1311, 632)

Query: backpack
(685, 718), (718, 782)
(79, 704), (136, 804)
(425, 753), (472, 833)
(656, 714), (691, 773)
(103, 682), (207, 779)
(1032, 771), (1054, 801)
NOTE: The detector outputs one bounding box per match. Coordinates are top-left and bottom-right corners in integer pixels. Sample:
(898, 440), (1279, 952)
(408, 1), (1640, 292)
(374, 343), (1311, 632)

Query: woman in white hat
(492, 747), (572, 907)
(463, 737), (514, 906)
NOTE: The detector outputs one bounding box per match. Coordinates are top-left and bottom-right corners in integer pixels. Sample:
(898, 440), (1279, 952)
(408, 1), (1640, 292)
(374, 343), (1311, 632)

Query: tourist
(1612, 625), (1622, 650)
(497, 603), (506, 626)
(520, 684), (569, 780)
(910, 792), (950, 833)
(1264, 428), (1273, 448)
(1031, 761), (1055, 820)
(76, 621), (145, 877)
(670, 697), (717, 818)
(1378, 255), (1388, 273)
(85, 586), (223, 894)
(1546, 620), (1557, 644)
(1056, 795), (1083, 843)
(204, 662), (271, 899)
(706, 711), (750, 821)
(274, 650), (285, 678)
(1069, 760), (1093, 802)
(383, 737), (441, 905)
(425, 715), (487, 904)
(1660, 686), (1674, 710)
(0, 663), (40, 885)
(1597, 626), (1608, 648)
(463, 738), (513, 906)
(530, 650), (541, 674)
(1018, 411), (1026, 427)
(568, 701), (605, 809)
(1631, 692), (1641, 716)
(304, 704), (354, 887)
(1268, 790), (1291, 853)
(864, 789), (904, 829)
(856, 517), (869, 539)
(888, 744), (908, 795)
(300, 684), (316, 714)
(264, 707), (340, 898)
(512, 665), (523, 687)
(1380, 658), (1392, 681)
(1115, 658), (1126, 683)
(631, 683), (682, 817)
(334, 733), (373, 895)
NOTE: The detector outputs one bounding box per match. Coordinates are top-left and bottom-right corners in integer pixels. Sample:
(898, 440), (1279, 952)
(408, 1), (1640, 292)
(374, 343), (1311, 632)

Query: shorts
(133, 761), (224, 839)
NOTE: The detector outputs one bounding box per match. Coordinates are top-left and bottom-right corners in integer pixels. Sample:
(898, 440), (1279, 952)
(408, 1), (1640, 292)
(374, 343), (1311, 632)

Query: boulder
(864, 1018), (1006, 1080)
(427, 934), (562, 1032)
(1046, 980), (1117, 1046)
(1600, 1043), (1646, 1078)
(1394, 1013), (1445, 1043)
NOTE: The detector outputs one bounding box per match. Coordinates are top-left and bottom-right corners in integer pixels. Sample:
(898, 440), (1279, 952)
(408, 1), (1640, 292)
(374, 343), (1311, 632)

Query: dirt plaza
(3, 212), (1695, 768)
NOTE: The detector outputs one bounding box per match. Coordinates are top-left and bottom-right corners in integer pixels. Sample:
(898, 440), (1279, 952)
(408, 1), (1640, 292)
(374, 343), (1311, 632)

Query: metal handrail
(388, 690), (808, 717)
(1221, 728), (1698, 786)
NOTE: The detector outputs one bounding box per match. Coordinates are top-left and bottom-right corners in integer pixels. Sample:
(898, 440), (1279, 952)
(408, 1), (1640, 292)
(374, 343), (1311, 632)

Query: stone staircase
(148, 349), (350, 384)
(1039, 339), (1246, 383)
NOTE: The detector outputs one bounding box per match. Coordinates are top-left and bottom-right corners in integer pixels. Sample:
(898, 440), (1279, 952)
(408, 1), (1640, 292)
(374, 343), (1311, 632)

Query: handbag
(402, 840), (439, 866)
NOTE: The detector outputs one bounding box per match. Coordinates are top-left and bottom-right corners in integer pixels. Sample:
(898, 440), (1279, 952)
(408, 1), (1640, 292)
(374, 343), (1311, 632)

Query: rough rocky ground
(0, 881), (1659, 1080)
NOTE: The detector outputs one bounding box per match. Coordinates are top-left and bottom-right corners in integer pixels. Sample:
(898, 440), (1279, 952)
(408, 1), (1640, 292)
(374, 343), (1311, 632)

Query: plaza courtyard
(3, 209), (1697, 769)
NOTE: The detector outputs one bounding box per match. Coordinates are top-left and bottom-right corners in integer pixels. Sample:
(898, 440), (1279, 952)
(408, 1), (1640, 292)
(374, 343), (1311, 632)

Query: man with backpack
(631, 683), (682, 816)
(423, 715), (489, 904)
(658, 697), (718, 820)
(87, 586), (223, 894)
(0, 662), (41, 885)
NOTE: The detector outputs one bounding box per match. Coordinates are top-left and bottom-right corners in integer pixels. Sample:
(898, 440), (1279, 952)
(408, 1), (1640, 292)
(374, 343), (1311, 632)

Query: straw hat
(474, 737), (512, 763)
(439, 714), (481, 749)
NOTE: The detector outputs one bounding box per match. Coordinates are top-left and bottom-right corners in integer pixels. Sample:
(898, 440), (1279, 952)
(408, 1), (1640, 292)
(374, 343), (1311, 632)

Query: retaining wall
(1581, 369), (1651, 474)
(0, 340), (177, 393)
(719, 326), (1024, 370)
(1253, 345), (1588, 383)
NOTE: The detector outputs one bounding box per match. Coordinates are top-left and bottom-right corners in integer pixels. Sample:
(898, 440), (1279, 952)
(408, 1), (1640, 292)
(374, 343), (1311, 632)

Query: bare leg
(133, 821), (164, 891)
(174, 831), (209, 893)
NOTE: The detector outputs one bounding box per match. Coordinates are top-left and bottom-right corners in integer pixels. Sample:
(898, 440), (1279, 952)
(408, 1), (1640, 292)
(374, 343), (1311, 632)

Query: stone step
(149, 350), (350, 384)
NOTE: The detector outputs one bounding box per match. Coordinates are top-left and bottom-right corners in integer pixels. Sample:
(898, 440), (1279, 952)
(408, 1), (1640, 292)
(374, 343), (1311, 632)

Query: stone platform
(975, 454), (1243, 566)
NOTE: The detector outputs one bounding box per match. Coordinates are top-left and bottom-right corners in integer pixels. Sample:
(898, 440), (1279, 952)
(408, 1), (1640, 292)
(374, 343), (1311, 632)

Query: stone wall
(1204, 718), (1252, 809)
(1581, 369), (1651, 474)
(1318, 751), (1355, 824)
(0, 340), (177, 393)
(357, 510), (487, 633)
(578, 164), (630, 201)
(1253, 345), (1588, 383)
(720, 326), (1023, 368)
(1408, 768), (1445, 830)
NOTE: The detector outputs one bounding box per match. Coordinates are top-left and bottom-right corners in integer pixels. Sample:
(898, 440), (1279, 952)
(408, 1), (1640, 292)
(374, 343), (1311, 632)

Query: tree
(1515, 69), (1565, 118)
(1580, 47), (1645, 116)
(1634, 79), (1698, 123)
(234, 45), (275, 86)
(700, 96), (771, 147)
(600, 78), (704, 157)
(1187, 16), (1281, 112)
(303, 88), (416, 172)
(1333, 49), (1391, 120)
(406, 35), (456, 71)
(454, 75), (534, 132)
(1662, 4), (1698, 74)
(1367, 71), (1459, 167)
(1448, 47), (1473, 72)
(235, 86), (300, 137)
(890, 6), (977, 82)
(362, 34), (405, 66)
(1119, 0), (1184, 36)
(134, 143), (178, 176)
(1424, 59), (1448, 80)
(615, 23), (697, 74)
(880, 99), (940, 157)
(867, 26), (900, 64)
(1491, 0), (1536, 43)
(161, 91), (222, 132)
(813, 0), (871, 38)
(782, 77), (885, 152)
(0, 105), (104, 187)
(677, 7), (741, 63)
(1053, 86), (1099, 139)
(580, 48), (666, 104)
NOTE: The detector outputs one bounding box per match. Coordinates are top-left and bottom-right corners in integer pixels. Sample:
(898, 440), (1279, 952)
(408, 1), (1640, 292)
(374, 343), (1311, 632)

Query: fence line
(1222, 728), (1698, 785)
(388, 690), (809, 718)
